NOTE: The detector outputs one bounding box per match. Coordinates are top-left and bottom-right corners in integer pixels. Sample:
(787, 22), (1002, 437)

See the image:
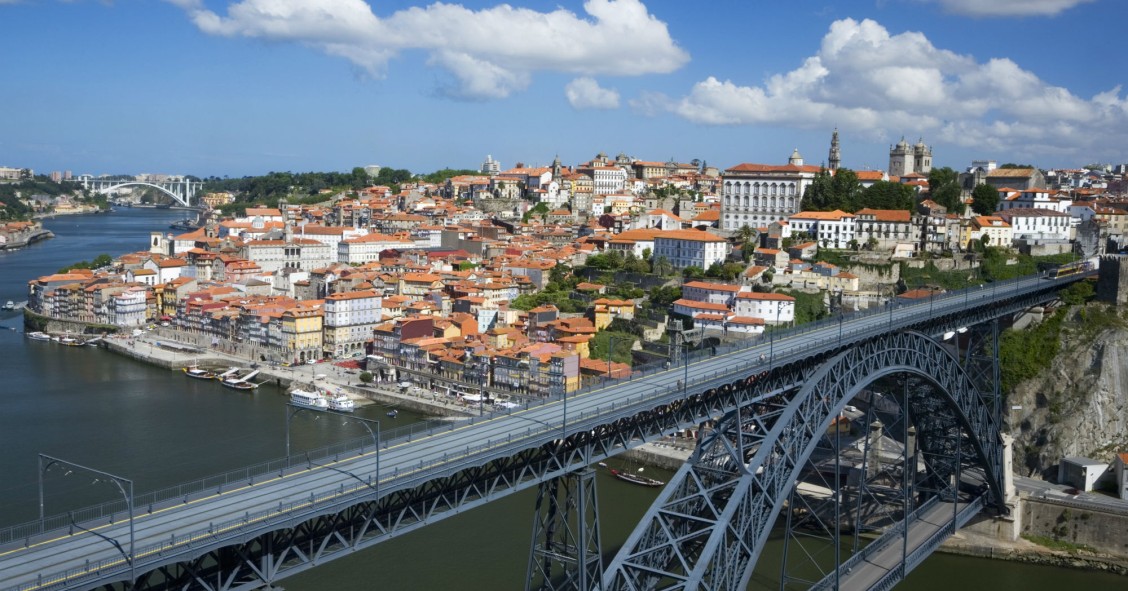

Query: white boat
(328, 393), (355, 413)
(183, 363), (216, 380)
(3, 301), (13, 310)
(290, 388), (329, 409)
(221, 369), (260, 391)
(26, 331), (51, 342)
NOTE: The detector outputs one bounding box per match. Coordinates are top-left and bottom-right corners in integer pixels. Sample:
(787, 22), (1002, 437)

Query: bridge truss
(80, 179), (201, 208)
(601, 329), (1004, 590)
(2, 276), (1074, 591)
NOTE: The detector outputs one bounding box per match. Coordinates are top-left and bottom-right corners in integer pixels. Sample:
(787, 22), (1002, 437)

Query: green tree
(860, 180), (915, 211)
(653, 256), (674, 277)
(802, 170), (834, 211)
(802, 168), (862, 212)
(358, 371), (374, 384)
(92, 254), (113, 268)
(682, 266), (705, 280)
(927, 167), (963, 213)
(970, 183), (1000, 216)
(647, 285), (682, 309)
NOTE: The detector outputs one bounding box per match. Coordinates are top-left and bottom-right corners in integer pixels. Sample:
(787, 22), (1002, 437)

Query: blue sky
(2, 0), (1126, 178)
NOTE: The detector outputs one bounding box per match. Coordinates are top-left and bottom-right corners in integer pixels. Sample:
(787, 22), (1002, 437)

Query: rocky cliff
(1008, 304), (1128, 478)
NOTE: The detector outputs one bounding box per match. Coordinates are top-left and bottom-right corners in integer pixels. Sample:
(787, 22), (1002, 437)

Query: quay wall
(1022, 496), (1128, 558)
(0, 229), (53, 250)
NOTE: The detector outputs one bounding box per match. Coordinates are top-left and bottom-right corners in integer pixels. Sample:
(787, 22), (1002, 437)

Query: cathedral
(888, 137), (932, 177)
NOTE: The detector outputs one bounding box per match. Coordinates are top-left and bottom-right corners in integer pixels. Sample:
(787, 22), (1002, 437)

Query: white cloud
(565, 77), (620, 110)
(667, 17), (1128, 161)
(166, 0), (688, 100)
(921, 0), (1097, 17)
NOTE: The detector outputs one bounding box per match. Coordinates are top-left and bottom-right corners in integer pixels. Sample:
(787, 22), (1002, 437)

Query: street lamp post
(39, 454), (135, 584)
(285, 404), (380, 478)
(607, 335), (616, 382)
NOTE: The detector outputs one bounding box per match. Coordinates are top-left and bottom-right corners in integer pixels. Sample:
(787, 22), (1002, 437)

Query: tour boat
(182, 363), (216, 380)
(608, 468), (665, 488)
(221, 369), (260, 391)
(290, 388), (329, 410)
(26, 331), (51, 342)
(327, 393), (355, 413)
(57, 334), (85, 346)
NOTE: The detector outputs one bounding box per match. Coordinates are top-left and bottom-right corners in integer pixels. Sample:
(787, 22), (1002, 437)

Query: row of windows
(724, 195), (799, 210)
(724, 181), (799, 197)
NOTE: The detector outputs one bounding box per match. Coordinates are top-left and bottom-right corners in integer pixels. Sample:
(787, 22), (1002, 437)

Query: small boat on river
(3, 301), (13, 310)
(26, 331), (51, 342)
(601, 463), (664, 488)
(290, 388), (329, 410)
(221, 369), (261, 391)
(386, 409), (399, 418)
(183, 363), (216, 380)
(328, 393), (355, 413)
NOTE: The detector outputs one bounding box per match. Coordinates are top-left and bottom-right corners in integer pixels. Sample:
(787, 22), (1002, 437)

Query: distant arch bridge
(78, 176), (201, 208)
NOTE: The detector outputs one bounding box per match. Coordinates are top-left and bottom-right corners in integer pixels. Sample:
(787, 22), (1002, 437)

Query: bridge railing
(1, 273), (1061, 550)
(0, 271), (1078, 584)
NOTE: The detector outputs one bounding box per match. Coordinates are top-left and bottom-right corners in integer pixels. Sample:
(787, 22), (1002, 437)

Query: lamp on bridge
(38, 454), (135, 585)
(285, 403), (380, 495)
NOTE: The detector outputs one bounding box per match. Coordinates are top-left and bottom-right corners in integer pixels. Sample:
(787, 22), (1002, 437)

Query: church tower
(889, 137), (912, 177)
(828, 128), (841, 172)
(788, 148), (804, 166)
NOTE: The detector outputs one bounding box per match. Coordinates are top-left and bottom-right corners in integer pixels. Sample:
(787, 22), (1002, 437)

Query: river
(0, 208), (1120, 589)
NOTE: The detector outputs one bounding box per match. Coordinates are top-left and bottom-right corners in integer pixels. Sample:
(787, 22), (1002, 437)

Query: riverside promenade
(100, 329), (474, 417)
(100, 327), (696, 462)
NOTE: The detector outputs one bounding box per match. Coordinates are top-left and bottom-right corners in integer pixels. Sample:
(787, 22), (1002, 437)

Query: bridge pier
(526, 468), (602, 591)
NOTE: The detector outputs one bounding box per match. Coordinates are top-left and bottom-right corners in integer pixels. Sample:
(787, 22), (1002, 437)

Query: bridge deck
(0, 272), (1084, 590)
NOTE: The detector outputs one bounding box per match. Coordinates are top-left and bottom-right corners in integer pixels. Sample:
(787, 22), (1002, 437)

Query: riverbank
(0, 228), (53, 250)
(940, 527), (1128, 575)
(98, 330), (475, 418)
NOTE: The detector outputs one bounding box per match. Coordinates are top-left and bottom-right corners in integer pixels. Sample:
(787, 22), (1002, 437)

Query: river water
(0, 209), (1120, 589)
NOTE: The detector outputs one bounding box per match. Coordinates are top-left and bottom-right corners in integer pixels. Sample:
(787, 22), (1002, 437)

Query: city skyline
(2, 0), (1126, 177)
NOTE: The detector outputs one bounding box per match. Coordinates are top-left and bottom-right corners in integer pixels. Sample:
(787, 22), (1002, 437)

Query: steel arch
(602, 330), (1003, 590)
(91, 182), (196, 207)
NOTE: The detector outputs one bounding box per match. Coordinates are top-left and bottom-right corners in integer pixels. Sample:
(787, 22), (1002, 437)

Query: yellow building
(282, 306), (323, 363)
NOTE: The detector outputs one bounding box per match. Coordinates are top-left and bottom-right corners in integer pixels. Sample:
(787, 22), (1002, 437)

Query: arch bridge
(0, 271), (1089, 591)
(78, 177), (201, 208)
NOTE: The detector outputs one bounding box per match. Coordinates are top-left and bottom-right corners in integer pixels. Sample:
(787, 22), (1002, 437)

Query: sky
(2, 0), (1127, 178)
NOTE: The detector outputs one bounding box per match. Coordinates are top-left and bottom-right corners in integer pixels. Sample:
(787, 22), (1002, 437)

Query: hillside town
(19, 134), (1128, 400)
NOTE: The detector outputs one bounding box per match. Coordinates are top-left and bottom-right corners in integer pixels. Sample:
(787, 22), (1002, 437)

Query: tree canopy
(802, 168), (862, 212)
(927, 167), (963, 213)
(860, 180), (915, 211)
(970, 183), (1000, 216)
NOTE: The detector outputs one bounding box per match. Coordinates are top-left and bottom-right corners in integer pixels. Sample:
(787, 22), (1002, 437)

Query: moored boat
(26, 331), (51, 342)
(608, 467), (664, 488)
(328, 393), (355, 412)
(221, 369), (260, 391)
(183, 364), (216, 380)
(290, 388), (329, 409)
(57, 334), (85, 346)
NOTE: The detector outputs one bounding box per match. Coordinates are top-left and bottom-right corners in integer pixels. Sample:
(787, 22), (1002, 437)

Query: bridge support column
(526, 468), (602, 591)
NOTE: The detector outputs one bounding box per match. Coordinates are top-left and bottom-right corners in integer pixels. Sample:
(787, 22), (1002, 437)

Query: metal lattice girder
(526, 469), (603, 591)
(602, 331), (1004, 591)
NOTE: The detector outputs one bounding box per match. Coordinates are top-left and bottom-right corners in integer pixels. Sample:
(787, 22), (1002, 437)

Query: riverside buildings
(26, 144), (1114, 398)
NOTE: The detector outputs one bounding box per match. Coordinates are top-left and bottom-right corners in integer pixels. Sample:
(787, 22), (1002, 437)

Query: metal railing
(0, 271), (1083, 590)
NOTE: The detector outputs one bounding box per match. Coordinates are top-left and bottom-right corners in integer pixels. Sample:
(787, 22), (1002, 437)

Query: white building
(997, 208), (1071, 242)
(111, 288), (147, 327)
(652, 230), (730, 270)
(323, 290), (382, 358)
(681, 281), (744, 306)
(720, 152), (820, 230)
(338, 233), (416, 264)
(592, 166), (629, 195)
(787, 210), (856, 249)
(732, 292), (796, 325)
(244, 238), (334, 273)
(854, 208), (915, 250)
(607, 228), (663, 259)
(996, 189), (1072, 213)
(888, 137), (933, 177)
